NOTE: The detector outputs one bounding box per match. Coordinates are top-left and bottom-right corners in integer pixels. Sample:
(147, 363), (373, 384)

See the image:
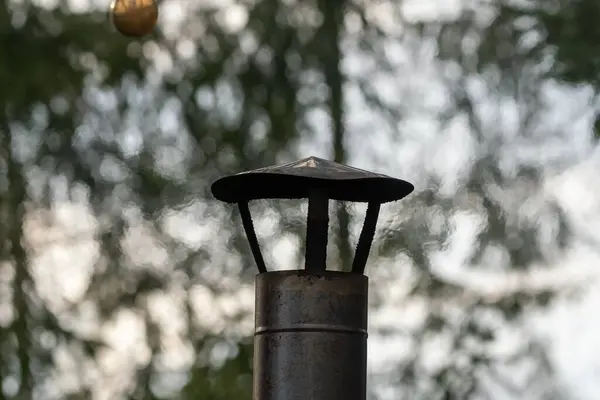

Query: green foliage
(180, 340), (253, 400)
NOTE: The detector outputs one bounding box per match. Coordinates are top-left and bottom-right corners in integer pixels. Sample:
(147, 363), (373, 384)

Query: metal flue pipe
(210, 156), (414, 400)
(253, 270), (368, 400)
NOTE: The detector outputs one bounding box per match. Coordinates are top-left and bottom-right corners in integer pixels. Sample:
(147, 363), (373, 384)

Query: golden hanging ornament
(110, 0), (158, 37)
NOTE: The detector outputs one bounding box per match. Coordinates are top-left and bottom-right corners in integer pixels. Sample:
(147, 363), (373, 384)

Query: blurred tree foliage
(0, 0), (596, 399)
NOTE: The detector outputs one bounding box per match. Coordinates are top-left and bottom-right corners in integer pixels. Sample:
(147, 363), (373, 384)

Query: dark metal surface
(351, 202), (381, 274)
(238, 202), (267, 273)
(211, 156), (414, 203)
(305, 190), (329, 272)
(254, 271), (368, 400)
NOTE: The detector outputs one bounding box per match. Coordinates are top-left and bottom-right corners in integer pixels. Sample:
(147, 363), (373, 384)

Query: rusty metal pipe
(253, 270), (368, 400)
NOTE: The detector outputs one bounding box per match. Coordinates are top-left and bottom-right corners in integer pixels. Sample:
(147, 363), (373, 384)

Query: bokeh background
(2, 0), (600, 399)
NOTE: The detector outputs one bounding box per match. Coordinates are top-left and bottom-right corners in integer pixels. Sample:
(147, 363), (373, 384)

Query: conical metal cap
(211, 156), (414, 203)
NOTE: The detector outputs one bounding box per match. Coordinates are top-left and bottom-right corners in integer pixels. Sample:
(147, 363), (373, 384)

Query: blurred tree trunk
(0, 107), (9, 400)
(1, 105), (31, 399)
(319, 0), (352, 271)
